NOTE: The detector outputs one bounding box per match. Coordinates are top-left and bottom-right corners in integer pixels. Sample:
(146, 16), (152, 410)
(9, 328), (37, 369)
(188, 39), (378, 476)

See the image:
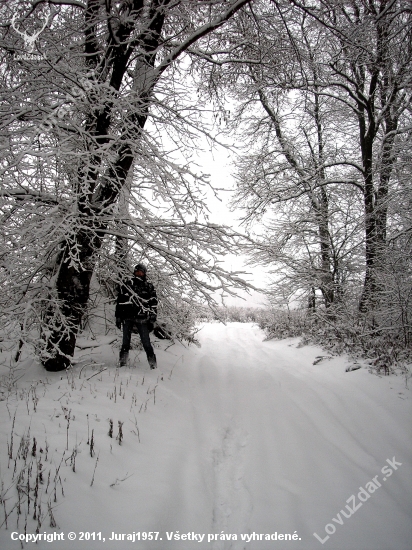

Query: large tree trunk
(42, 147), (136, 371)
(43, 234), (97, 371)
(358, 134), (377, 312)
(358, 4), (397, 313)
(42, 2), (153, 370)
(313, 89), (334, 308)
(115, 162), (134, 275)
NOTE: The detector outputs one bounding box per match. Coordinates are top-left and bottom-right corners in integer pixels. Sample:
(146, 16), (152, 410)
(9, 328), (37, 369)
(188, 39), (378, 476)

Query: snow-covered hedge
(259, 306), (411, 376)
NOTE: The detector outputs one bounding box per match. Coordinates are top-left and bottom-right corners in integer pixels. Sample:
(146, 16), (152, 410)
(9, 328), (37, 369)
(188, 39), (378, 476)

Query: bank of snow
(0, 323), (410, 550)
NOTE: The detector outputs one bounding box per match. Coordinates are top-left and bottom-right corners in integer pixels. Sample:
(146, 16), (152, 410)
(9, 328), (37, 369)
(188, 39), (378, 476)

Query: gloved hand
(116, 318), (122, 329)
(148, 313), (157, 324)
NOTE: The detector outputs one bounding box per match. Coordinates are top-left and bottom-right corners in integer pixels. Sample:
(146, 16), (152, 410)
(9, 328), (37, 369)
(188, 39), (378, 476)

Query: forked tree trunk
(43, 231), (102, 370)
(43, 150), (136, 371)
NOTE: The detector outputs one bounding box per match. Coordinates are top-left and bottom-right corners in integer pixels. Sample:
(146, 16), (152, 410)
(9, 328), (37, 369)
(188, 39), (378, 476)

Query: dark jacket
(115, 276), (157, 321)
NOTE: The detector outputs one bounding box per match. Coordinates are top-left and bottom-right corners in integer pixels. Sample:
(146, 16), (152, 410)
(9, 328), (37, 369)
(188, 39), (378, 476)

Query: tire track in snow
(210, 424), (251, 550)
(189, 355), (253, 549)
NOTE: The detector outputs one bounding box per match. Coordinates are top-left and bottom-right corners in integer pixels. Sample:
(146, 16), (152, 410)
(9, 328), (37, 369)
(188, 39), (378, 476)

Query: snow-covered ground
(0, 323), (411, 550)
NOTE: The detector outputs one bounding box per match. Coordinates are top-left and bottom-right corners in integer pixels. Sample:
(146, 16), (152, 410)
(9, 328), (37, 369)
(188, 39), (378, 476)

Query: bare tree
(190, 0), (411, 316)
(0, 0), (252, 370)
(189, 1), (363, 309)
(289, 0), (412, 311)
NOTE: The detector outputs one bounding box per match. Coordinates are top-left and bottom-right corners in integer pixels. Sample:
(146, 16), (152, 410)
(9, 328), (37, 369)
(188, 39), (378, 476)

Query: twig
(90, 453), (99, 487)
(86, 368), (107, 381)
(110, 473), (133, 488)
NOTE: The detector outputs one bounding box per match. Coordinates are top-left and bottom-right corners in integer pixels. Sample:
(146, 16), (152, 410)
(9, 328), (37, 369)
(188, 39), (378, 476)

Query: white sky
(147, 87), (271, 308)
(194, 145), (270, 308)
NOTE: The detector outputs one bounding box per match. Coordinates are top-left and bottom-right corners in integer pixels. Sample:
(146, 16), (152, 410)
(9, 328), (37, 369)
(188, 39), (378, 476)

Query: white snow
(0, 323), (411, 550)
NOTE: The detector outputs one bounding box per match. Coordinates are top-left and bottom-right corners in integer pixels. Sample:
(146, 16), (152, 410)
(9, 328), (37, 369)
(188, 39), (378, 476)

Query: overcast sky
(195, 145), (270, 308)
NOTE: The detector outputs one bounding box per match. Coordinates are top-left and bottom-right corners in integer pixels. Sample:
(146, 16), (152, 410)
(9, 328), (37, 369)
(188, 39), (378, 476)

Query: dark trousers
(121, 319), (155, 360)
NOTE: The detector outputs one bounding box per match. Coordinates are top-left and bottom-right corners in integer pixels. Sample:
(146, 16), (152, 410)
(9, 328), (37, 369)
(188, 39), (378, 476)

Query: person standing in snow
(115, 263), (157, 368)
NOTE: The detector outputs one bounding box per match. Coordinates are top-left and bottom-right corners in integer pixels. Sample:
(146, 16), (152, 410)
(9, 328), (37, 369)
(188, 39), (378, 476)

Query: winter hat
(134, 263), (147, 274)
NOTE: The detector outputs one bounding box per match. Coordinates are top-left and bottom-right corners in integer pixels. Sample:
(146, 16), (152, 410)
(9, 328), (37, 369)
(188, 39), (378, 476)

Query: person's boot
(119, 350), (129, 367)
(148, 354), (157, 369)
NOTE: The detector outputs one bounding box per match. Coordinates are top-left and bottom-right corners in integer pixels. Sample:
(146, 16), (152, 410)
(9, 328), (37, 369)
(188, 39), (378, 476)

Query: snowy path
(142, 324), (412, 550)
(0, 323), (411, 550)
(108, 323), (411, 550)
